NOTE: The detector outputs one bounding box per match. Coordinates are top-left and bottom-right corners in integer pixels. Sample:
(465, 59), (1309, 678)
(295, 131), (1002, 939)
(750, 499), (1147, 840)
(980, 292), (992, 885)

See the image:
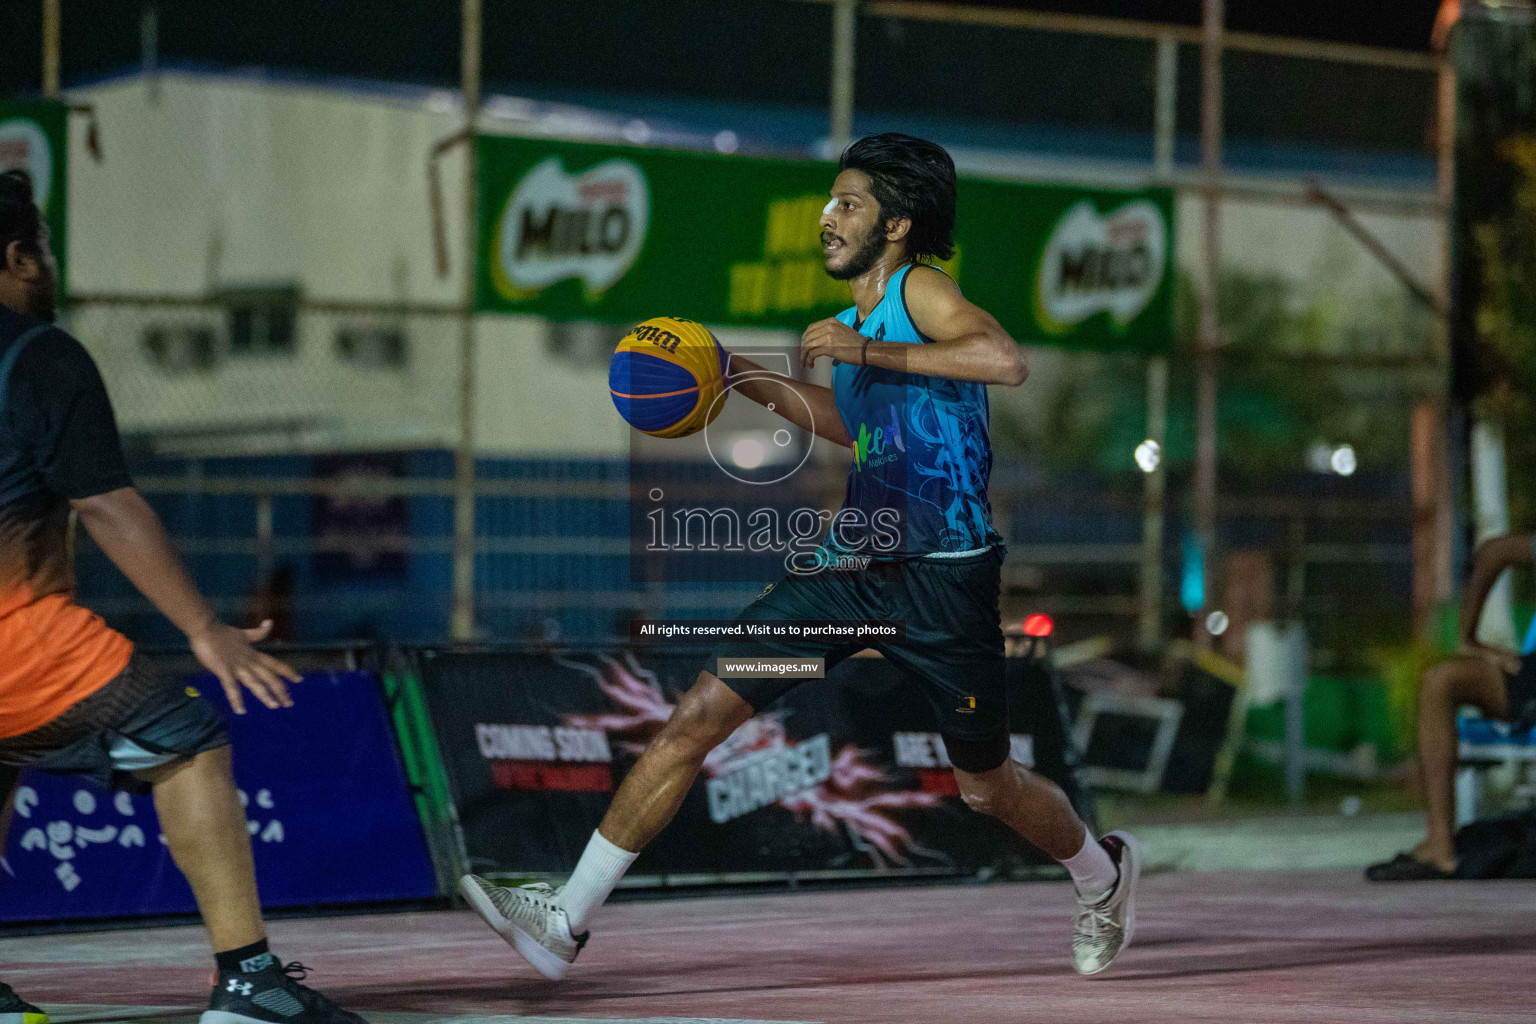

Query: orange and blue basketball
(608, 316), (729, 439)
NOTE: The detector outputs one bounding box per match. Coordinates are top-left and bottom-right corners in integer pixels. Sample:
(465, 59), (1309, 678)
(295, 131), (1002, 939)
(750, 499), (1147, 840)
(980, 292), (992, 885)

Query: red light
(1022, 614), (1054, 638)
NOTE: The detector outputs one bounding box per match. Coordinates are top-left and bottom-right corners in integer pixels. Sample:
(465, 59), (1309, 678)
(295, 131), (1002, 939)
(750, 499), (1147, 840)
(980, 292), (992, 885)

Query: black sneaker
(0, 982), (48, 1024)
(200, 961), (367, 1024)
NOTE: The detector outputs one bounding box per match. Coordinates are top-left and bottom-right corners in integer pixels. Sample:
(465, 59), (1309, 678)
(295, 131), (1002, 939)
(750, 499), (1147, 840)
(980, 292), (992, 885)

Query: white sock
(1061, 826), (1118, 901)
(559, 831), (638, 933)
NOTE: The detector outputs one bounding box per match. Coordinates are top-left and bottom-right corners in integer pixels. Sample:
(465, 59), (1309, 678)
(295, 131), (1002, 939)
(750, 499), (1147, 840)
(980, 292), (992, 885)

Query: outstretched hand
(189, 619), (302, 714)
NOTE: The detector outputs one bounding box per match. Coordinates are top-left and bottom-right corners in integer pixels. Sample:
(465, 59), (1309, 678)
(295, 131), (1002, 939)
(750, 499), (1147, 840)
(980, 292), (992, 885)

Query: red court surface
(8, 869), (1535, 1023)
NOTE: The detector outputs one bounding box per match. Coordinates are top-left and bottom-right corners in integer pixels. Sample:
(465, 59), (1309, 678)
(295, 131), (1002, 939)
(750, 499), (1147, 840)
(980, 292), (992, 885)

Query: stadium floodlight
(1134, 439), (1161, 473)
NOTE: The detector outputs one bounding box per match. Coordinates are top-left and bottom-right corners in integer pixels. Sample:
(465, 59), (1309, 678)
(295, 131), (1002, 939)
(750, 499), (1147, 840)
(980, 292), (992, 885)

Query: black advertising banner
(415, 646), (1092, 880)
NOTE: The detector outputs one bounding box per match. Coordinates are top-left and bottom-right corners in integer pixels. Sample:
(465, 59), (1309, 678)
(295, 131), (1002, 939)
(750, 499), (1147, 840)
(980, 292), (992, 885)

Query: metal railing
(72, 467), (1414, 655)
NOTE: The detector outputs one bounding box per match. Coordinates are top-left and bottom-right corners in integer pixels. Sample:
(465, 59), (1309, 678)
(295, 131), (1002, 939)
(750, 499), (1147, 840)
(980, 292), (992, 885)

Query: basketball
(608, 316), (729, 438)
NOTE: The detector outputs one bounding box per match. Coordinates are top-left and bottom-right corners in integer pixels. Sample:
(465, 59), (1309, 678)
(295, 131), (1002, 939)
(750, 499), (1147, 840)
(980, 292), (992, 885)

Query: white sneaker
(459, 875), (588, 981)
(1070, 830), (1141, 976)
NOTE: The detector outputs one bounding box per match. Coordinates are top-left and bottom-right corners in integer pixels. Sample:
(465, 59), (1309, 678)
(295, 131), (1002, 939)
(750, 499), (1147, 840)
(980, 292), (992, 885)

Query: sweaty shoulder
(903, 262), (960, 297)
(900, 263), (966, 341)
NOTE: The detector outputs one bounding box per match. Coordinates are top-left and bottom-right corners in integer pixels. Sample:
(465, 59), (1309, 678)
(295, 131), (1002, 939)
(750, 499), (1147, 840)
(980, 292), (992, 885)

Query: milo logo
(493, 156), (649, 299)
(1035, 200), (1166, 333)
(0, 118), (54, 208)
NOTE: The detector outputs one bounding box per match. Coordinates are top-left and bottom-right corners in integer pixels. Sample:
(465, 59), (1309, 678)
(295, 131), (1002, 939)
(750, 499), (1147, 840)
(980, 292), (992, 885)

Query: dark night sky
(944, 1), (1445, 52)
(0, 1), (1449, 103)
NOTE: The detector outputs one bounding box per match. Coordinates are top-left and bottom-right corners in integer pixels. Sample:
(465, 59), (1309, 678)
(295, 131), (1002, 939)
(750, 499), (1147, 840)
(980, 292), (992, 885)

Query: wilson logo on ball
(629, 323), (683, 353)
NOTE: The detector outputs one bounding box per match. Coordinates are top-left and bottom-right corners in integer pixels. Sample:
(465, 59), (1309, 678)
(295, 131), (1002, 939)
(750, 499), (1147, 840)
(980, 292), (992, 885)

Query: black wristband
(861, 338), (870, 366)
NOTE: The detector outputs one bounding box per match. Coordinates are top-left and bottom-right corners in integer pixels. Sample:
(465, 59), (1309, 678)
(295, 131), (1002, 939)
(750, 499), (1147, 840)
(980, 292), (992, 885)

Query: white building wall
(69, 73), (460, 302)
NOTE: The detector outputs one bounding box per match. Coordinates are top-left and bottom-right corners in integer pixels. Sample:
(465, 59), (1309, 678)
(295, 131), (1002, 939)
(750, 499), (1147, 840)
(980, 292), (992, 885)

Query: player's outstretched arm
(801, 265), (1026, 386)
(725, 352), (853, 448)
(71, 487), (301, 713)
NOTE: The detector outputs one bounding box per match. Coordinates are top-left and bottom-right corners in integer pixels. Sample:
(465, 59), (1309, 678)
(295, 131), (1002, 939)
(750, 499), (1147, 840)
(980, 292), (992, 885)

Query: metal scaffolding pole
(1194, 0), (1224, 647)
(451, 0), (481, 642)
(1140, 33), (1178, 651)
(42, 0), (61, 99)
(830, 0), (857, 151)
(1153, 33), (1179, 175)
(1431, 50), (1457, 622)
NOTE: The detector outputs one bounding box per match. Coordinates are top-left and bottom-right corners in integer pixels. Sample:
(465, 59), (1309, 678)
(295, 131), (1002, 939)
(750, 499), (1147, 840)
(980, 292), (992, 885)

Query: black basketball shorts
(711, 547), (1010, 772)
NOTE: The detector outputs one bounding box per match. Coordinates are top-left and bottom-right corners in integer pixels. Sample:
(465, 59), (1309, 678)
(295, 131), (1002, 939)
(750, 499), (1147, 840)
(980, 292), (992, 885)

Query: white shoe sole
(459, 875), (570, 981)
(200, 1013), (277, 1024)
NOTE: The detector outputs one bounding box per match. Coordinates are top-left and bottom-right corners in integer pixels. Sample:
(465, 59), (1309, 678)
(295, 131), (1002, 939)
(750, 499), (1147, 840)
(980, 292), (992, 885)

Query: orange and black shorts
(0, 654), (228, 794)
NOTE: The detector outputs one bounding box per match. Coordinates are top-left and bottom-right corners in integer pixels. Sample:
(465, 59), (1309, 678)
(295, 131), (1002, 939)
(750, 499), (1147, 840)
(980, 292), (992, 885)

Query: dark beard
(825, 224), (888, 281)
(31, 289), (56, 323)
(24, 273), (57, 323)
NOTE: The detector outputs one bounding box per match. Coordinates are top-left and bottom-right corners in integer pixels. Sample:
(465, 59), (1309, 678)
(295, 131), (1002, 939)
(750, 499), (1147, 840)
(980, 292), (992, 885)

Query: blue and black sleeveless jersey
(829, 264), (1001, 558)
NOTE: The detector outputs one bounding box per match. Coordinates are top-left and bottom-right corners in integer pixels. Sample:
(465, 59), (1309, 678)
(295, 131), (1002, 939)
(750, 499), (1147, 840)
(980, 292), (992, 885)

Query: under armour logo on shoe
(226, 979), (254, 996)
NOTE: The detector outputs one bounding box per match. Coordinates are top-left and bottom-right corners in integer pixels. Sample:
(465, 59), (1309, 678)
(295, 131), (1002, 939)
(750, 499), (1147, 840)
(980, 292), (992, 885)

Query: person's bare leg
(0, 766), (17, 854)
(138, 746), (265, 952)
(953, 758), (1087, 860)
(1413, 656), (1509, 872)
(597, 671), (755, 850)
(956, 754), (1137, 976)
(0, 767), (49, 1012)
(489, 671), (759, 945)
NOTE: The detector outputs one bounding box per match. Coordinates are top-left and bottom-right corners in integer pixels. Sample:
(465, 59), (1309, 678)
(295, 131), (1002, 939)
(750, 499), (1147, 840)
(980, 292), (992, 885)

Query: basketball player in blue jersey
(462, 134), (1140, 979)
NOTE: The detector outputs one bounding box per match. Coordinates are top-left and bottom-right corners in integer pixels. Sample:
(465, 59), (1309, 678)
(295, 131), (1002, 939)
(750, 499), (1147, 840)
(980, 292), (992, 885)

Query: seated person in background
(1368, 533), (1536, 881)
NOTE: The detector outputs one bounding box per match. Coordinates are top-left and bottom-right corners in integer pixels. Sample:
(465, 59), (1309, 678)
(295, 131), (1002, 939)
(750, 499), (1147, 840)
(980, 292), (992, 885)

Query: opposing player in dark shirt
(0, 171), (365, 1024)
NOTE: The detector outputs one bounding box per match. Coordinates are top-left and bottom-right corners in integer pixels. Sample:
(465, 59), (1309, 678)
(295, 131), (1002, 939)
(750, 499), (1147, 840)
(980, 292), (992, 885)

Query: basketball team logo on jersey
(492, 156), (650, 300)
(851, 403), (904, 472)
(1034, 199), (1166, 334)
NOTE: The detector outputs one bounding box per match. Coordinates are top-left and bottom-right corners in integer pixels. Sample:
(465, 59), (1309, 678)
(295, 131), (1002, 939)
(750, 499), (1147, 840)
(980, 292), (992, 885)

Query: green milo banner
(0, 100), (67, 292)
(476, 137), (1173, 355)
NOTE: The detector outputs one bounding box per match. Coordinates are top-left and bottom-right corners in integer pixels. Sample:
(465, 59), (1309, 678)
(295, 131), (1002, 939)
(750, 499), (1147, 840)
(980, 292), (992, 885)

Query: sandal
(1365, 851), (1455, 881)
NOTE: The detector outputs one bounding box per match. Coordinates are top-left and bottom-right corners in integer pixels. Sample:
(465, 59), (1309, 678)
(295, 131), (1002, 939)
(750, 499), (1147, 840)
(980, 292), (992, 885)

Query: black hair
(837, 133), (956, 263)
(0, 170), (42, 271)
